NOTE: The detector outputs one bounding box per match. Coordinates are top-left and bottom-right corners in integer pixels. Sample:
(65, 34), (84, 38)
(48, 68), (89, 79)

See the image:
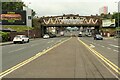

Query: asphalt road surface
(1, 37), (119, 79)
(79, 37), (119, 66)
(2, 37), (68, 71)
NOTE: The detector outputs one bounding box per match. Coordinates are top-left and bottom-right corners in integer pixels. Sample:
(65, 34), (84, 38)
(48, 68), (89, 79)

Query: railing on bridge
(39, 14), (101, 26)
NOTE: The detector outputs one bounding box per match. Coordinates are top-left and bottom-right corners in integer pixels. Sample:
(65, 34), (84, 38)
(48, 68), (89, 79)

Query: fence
(9, 29), (42, 41)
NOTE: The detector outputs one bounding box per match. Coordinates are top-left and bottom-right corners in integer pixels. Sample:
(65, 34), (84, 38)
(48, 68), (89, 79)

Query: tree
(2, 2), (26, 10)
(100, 13), (112, 19)
(32, 10), (36, 17)
(32, 18), (40, 29)
(112, 13), (120, 27)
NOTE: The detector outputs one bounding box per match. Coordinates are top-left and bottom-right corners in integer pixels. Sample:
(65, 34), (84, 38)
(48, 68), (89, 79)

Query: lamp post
(115, 1), (120, 36)
(26, 2), (31, 38)
(117, 1), (120, 37)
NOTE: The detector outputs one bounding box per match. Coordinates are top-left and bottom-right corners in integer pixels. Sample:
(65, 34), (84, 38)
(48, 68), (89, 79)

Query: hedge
(0, 31), (9, 42)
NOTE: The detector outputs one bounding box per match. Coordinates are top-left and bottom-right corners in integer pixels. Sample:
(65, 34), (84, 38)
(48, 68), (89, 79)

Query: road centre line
(0, 37), (72, 78)
(80, 38), (119, 54)
(93, 50), (119, 79)
(78, 38), (120, 76)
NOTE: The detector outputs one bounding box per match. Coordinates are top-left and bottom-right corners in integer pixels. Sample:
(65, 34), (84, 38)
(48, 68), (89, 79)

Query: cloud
(22, 0), (117, 16)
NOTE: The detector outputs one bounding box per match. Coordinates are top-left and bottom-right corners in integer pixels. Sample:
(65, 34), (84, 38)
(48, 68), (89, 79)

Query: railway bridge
(39, 14), (102, 36)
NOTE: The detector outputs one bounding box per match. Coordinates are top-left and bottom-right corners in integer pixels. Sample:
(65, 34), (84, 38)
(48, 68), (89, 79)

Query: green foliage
(112, 13), (120, 27)
(2, 2), (25, 10)
(100, 13), (112, 19)
(0, 31), (9, 42)
(3, 26), (33, 32)
(32, 10), (36, 17)
(32, 18), (40, 29)
(2, 2), (36, 17)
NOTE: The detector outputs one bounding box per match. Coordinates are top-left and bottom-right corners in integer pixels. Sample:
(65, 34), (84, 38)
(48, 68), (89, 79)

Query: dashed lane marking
(78, 38), (120, 76)
(113, 50), (119, 53)
(0, 37), (72, 78)
(109, 44), (119, 48)
(101, 45), (105, 48)
(107, 47), (111, 50)
(8, 47), (25, 53)
(30, 44), (38, 47)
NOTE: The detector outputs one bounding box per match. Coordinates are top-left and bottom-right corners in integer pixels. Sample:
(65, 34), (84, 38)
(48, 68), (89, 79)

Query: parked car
(87, 33), (92, 37)
(94, 34), (103, 40)
(13, 35), (29, 44)
(43, 34), (50, 39)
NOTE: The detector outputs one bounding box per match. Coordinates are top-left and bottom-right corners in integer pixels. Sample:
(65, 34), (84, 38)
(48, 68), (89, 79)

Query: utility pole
(118, 1), (120, 36)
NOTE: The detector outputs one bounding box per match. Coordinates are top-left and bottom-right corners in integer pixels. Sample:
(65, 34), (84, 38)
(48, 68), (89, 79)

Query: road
(1, 37), (119, 79)
(79, 37), (119, 66)
(2, 37), (68, 71)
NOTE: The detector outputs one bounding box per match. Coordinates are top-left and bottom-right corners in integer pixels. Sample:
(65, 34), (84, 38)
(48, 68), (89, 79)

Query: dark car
(94, 34), (103, 40)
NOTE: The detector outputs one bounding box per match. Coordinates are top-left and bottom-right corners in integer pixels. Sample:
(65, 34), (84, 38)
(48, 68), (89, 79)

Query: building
(99, 6), (108, 14)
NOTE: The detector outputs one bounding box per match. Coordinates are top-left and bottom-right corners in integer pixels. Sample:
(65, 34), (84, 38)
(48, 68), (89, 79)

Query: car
(78, 32), (82, 37)
(94, 34), (103, 40)
(87, 34), (92, 37)
(43, 34), (50, 39)
(13, 35), (29, 44)
(47, 32), (56, 38)
(60, 31), (64, 36)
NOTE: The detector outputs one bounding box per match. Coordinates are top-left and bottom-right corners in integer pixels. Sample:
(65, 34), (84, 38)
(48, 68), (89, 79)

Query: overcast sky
(22, 0), (119, 17)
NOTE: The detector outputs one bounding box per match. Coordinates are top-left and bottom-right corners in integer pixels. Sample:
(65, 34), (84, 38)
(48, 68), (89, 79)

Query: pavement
(0, 38), (37, 46)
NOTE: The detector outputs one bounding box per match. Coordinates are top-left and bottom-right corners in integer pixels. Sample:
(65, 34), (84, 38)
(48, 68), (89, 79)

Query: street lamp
(25, 2), (31, 38)
(117, 1), (120, 37)
(115, 1), (120, 36)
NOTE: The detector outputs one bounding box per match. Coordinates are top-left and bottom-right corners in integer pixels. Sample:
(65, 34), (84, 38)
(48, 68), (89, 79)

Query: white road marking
(47, 42), (50, 43)
(107, 47), (111, 50)
(97, 44), (100, 46)
(8, 47), (25, 53)
(90, 44), (95, 48)
(47, 47), (49, 49)
(109, 44), (119, 48)
(113, 50), (119, 52)
(94, 43), (96, 44)
(101, 46), (105, 48)
(47, 40), (54, 43)
(31, 44), (38, 47)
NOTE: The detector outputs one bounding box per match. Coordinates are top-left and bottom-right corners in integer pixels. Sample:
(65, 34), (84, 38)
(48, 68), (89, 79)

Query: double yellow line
(0, 37), (72, 78)
(78, 38), (120, 75)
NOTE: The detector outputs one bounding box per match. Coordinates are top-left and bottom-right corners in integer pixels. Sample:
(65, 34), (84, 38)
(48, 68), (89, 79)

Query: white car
(60, 31), (64, 36)
(13, 35), (29, 44)
(43, 34), (50, 39)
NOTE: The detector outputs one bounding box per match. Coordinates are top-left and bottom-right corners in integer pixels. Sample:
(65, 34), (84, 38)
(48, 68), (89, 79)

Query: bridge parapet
(39, 14), (102, 26)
